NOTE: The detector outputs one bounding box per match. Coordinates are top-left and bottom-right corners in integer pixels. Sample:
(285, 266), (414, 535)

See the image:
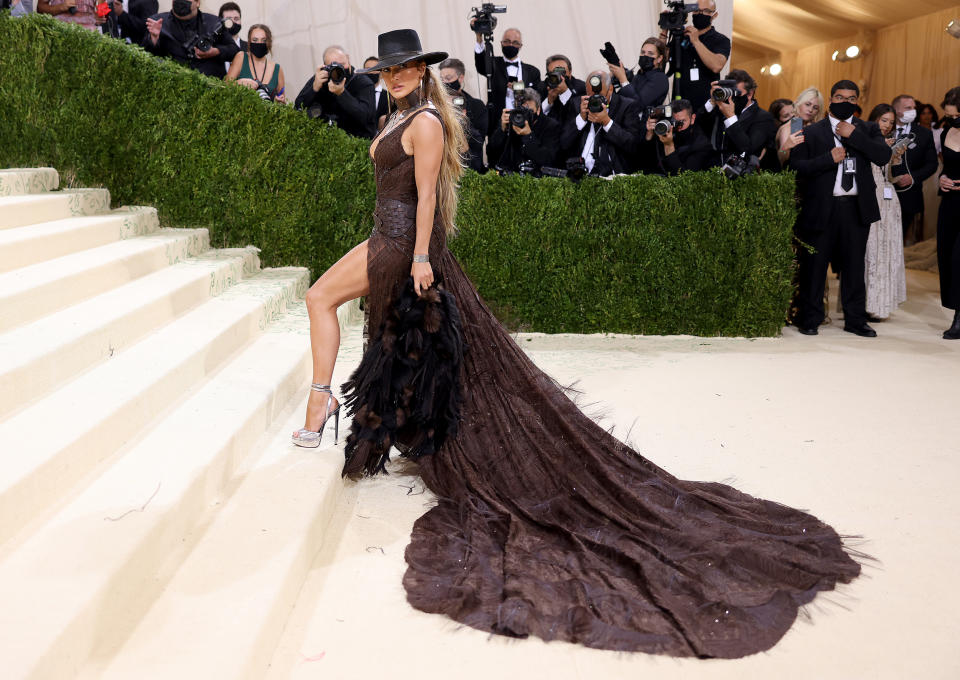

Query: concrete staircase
(0, 169), (364, 680)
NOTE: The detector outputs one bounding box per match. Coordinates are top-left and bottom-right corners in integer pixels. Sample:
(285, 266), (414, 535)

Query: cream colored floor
(267, 269), (959, 680)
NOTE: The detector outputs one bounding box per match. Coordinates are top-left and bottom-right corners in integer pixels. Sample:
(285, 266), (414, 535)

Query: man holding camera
(789, 80), (893, 337)
(487, 88), (560, 174)
(142, 0), (238, 79)
(537, 54), (586, 130)
(472, 26), (541, 134)
(440, 58), (489, 173)
(659, 0), (730, 111)
(640, 99), (713, 175)
(889, 94), (939, 242)
(697, 69), (776, 169)
(295, 46), (376, 139)
(561, 71), (642, 177)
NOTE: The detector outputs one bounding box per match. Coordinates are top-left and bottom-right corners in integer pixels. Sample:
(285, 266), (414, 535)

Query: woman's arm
(276, 66), (286, 102)
(408, 111), (444, 295)
(225, 52), (243, 82)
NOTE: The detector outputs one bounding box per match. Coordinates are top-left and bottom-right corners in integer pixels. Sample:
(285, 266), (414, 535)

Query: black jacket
(141, 11), (239, 79)
(789, 117), (893, 233)
(488, 112), (560, 172)
(890, 123), (939, 214)
(117, 0), (158, 44)
(697, 101), (778, 167)
(561, 94), (643, 176)
(457, 89), (489, 173)
(295, 70), (377, 139)
(619, 70), (669, 109)
(474, 49), (541, 126)
(657, 125), (715, 175)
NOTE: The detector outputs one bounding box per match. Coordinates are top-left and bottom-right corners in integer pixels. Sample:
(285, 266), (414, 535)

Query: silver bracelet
(412, 254), (429, 263)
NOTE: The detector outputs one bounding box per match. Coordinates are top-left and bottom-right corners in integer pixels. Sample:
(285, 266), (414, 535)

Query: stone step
(92, 318), (362, 680)
(0, 188), (111, 229)
(0, 267), (309, 552)
(0, 320), (316, 680)
(0, 207), (159, 274)
(0, 168), (60, 197)
(0, 247), (260, 419)
(0, 228), (209, 334)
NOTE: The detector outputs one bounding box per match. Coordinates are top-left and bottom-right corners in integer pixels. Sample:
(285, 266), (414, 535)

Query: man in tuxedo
(561, 71), (642, 177)
(640, 99), (714, 175)
(696, 69), (777, 169)
(487, 89), (560, 173)
(295, 46), (376, 139)
(362, 56), (389, 129)
(142, 0), (239, 79)
(536, 54), (586, 131)
(889, 94), (939, 242)
(439, 58), (489, 173)
(471, 26), (541, 134)
(789, 80), (893, 337)
(217, 2), (244, 73)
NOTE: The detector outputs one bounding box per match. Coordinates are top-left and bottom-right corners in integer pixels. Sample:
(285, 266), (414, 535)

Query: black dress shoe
(844, 323), (877, 337)
(944, 311), (960, 340)
(797, 326), (819, 336)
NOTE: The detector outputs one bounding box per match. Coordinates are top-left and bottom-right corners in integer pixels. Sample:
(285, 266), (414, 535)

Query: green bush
(0, 13), (797, 336)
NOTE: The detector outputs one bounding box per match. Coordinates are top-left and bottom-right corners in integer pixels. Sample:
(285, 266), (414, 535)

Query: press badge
(689, 68), (700, 82)
(843, 158), (856, 174)
(883, 186), (894, 200)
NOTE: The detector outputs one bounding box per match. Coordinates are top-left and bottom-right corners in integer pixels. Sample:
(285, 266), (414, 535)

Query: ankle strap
(310, 383), (332, 393)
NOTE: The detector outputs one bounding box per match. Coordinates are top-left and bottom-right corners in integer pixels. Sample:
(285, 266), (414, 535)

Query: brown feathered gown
(345, 106), (864, 658)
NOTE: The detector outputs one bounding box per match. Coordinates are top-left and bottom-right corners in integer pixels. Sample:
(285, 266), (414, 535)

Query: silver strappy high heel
(292, 383), (341, 449)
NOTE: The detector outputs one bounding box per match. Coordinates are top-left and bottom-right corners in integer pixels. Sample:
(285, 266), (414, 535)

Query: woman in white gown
(864, 104), (907, 319)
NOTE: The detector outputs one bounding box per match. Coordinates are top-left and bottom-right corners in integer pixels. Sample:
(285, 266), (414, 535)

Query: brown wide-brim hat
(356, 29), (448, 74)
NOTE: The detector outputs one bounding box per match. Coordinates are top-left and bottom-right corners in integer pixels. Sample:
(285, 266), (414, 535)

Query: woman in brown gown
(292, 29), (866, 658)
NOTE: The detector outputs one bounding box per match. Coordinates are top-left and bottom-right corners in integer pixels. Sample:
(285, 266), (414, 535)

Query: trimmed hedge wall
(0, 13), (798, 336)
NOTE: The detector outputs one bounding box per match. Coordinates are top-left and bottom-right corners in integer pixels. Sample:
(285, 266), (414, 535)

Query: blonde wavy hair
(386, 63), (468, 236)
(794, 86), (825, 122)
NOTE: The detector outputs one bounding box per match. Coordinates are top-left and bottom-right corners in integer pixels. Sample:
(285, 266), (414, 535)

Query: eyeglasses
(501, 39), (522, 47)
(831, 95), (858, 103)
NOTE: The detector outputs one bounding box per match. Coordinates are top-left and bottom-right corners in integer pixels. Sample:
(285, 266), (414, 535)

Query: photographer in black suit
(697, 69), (777, 170)
(217, 2), (244, 71)
(610, 38), (669, 109)
(789, 80), (893, 337)
(111, 0), (158, 45)
(641, 99), (713, 175)
(488, 88), (559, 173)
(295, 45), (376, 139)
(471, 26), (541, 133)
(361, 56), (389, 129)
(536, 54), (586, 130)
(889, 94), (940, 242)
(440, 58), (489, 173)
(561, 70), (642, 177)
(142, 0), (239, 79)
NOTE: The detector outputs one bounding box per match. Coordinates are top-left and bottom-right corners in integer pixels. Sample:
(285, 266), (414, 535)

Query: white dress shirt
(541, 88), (571, 115)
(474, 42), (523, 109)
(829, 114), (858, 196)
(575, 114), (615, 173)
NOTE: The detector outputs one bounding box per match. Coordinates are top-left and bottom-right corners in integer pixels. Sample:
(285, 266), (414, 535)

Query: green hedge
(0, 13), (797, 336)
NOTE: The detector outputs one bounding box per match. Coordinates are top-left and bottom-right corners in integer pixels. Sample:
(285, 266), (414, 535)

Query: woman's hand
(236, 78), (259, 89)
(941, 174), (958, 192)
(781, 130), (804, 151)
(411, 260), (434, 296)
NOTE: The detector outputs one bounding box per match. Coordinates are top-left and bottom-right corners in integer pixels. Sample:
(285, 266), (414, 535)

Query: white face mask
(899, 109), (917, 124)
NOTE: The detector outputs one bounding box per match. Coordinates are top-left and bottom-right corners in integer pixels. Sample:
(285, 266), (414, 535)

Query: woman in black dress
(291, 28), (866, 657)
(937, 86), (960, 339)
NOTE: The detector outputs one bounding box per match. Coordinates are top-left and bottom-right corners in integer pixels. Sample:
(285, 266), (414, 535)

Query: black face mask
(444, 80), (462, 93)
(829, 101), (857, 121)
(947, 116), (960, 129)
(692, 14), (712, 30)
(674, 126), (692, 144)
(502, 45), (520, 60)
(227, 21), (241, 36)
(733, 93), (749, 115)
(172, 0), (193, 17)
(363, 73), (380, 85)
(638, 55), (655, 73)
(250, 43), (268, 59)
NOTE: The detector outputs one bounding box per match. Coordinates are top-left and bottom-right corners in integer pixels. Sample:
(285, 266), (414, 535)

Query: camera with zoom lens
(654, 117), (681, 137)
(721, 152), (760, 179)
(184, 18), (231, 57)
(587, 94), (608, 114)
(711, 79), (739, 103)
(646, 104), (673, 120)
(544, 66), (567, 90)
(540, 158), (588, 182)
(471, 3), (507, 38)
(323, 62), (347, 85)
(658, 0), (698, 34)
(509, 106), (534, 129)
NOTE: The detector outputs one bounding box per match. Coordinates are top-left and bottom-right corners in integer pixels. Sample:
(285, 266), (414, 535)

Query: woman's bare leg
(295, 240), (370, 435)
